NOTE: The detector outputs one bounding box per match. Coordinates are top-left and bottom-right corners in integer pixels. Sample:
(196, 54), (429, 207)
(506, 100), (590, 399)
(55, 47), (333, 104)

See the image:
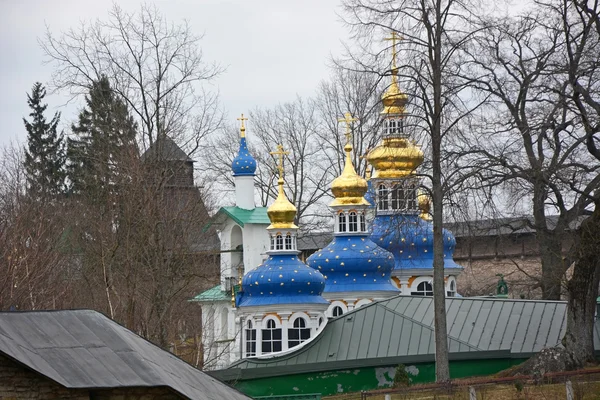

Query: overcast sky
(0, 0), (347, 147)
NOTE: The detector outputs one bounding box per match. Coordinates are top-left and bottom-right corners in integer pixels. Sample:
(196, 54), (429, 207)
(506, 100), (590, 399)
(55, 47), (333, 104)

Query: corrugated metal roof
(219, 207), (270, 227)
(223, 296), (600, 379)
(0, 310), (250, 400)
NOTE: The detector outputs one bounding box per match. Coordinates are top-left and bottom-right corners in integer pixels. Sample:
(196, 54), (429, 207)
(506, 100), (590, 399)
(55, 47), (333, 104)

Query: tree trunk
(539, 233), (565, 300)
(564, 205), (600, 369)
(431, 0), (450, 383)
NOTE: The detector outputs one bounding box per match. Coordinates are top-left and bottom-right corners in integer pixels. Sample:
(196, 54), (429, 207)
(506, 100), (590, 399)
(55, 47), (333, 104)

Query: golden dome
(267, 178), (298, 229)
(381, 74), (408, 115)
(330, 143), (370, 207)
(418, 191), (432, 220)
(267, 144), (298, 230)
(366, 137), (424, 179)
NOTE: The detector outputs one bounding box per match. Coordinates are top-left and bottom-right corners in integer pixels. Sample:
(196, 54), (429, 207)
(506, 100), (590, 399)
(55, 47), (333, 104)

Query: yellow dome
(330, 143), (370, 207)
(267, 177), (298, 229)
(381, 74), (408, 115)
(418, 191), (432, 220)
(366, 137), (424, 179)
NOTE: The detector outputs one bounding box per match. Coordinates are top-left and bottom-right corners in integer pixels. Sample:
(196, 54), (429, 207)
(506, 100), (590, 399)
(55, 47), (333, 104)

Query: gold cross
(237, 113), (248, 137)
(270, 144), (289, 178)
(338, 112), (358, 145)
(384, 31), (402, 71)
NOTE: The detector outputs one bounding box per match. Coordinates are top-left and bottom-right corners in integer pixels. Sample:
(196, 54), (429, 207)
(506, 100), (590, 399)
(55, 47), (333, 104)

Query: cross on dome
(338, 112), (358, 145)
(237, 113), (248, 137)
(384, 31), (403, 73)
(270, 144), (289, 180)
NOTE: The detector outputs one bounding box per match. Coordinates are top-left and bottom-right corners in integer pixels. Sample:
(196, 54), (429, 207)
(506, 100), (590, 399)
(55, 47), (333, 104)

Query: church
(191, 41), (600, 398)
(192, 42), (463, 370)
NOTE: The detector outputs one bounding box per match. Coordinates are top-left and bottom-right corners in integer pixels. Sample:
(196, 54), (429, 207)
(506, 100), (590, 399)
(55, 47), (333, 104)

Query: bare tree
(558, 0), (600, 369)
(0, 145), (74, 311)
(341, 0), (483, 382)
(316, 64), (383, 177)
(41, 3), (223, 152)
(465, 7), (600, 300)
(200, 98), (334, 230)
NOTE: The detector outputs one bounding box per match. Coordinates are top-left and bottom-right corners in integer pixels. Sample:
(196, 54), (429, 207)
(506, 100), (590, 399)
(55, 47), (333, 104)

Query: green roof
(214, 296), (600, 381)
(219, 206), (270, 227)
(190, 285), (230, 302)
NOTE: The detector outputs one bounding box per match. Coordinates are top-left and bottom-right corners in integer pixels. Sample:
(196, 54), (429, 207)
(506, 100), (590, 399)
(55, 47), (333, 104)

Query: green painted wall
(232, 358), (526, 398)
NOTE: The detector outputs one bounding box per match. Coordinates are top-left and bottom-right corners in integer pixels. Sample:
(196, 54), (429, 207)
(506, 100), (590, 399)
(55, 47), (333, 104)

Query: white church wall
(242, 224), (270, 275)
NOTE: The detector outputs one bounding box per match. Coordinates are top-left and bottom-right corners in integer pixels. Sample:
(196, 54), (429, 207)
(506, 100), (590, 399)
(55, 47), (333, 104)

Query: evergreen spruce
(67, 76), (137, 201)
(23, 82), (66, 198)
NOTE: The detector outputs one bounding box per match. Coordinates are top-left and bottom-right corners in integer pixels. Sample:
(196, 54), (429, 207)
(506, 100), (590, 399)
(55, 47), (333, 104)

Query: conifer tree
(67, 76), (137, 201)
(23, 82), (65, 198)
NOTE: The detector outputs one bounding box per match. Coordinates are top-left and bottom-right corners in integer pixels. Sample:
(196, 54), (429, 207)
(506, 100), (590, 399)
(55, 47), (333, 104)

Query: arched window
(359, 212), (366, 232)
(245, 320), (256, 356)
(389, 119), (397, 134)
(262, 319), (282, 353)
(398, 186), (407, 210)
(332, 306), (344, 317)
(270, 235), (275, 250)
(348, 211), (358, 232)
(447, 280), (456, 297)
(407, 183), (417, 210)
(276, 234), (284, 250)
(288, 318), (311, 348)
(383, 119), (389, 135)
(285, 233), (293, 250)
(414, 281), (433, 296)
(391, 186), (399, 209)
(338, 212), (347, 233)
(378, 185), (389, 210)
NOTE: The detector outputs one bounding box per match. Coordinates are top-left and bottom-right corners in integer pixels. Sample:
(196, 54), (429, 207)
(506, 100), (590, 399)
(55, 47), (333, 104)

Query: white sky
(0, 0), (347, 147)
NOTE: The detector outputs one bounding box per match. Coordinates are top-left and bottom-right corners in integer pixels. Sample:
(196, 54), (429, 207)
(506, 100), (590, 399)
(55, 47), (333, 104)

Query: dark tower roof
(141, 136), (193, 163)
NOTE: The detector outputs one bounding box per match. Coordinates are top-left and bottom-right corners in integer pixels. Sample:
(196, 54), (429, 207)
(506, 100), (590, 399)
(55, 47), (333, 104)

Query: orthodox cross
(338, 112), (358, 145)
(384, 31), (402, 71)
(237, 113), (248, 137)
(270, 144), (289, 178)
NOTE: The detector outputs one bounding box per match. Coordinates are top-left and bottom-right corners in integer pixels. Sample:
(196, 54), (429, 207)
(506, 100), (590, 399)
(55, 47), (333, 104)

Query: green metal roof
(219, 206), (270, 227)
(190, 285), (230, 302)
(215, 295), (600, 381)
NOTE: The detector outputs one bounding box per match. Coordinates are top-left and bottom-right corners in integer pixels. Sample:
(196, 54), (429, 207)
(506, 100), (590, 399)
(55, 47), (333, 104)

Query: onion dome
(330, 143), (370, 207)
(238, 144), (328, 308)
(307, 236), (398, 293)
(370, 214), (462, 271)
(267, 177), (298, 229)
(239, 254), (328, 306)
(231, 116), (257, 176)
(381, 74), (408, 115)
(366, 137), (424, 179)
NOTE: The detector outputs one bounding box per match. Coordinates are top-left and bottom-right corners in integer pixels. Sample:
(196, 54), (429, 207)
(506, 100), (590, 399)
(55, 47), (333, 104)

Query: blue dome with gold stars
(238, 254), (328, 306)
(307, 236), (398, 293)
(370, 214), (462, 271)
(232, 136), (257, 176)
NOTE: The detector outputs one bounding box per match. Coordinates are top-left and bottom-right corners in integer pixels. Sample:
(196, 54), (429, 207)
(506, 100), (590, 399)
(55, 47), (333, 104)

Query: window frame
(275, 234), (284, 250)
(348, 211), (358, 232)
(261, 319), (282, 354)
(288, 317), (311, 348)
(378, 184), (389, 210)
(413, 281), (433, 296)
(338, 211), (347, 233)
(245, 320), (256, 357)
